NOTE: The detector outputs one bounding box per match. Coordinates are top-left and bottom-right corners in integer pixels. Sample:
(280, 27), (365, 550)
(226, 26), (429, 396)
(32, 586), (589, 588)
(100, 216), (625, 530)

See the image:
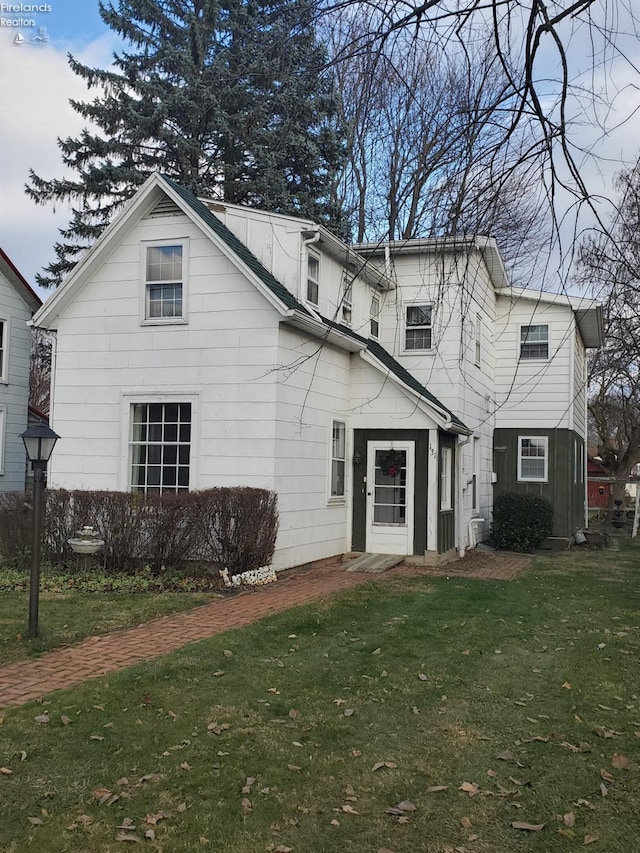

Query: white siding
(0, 270), (34, 491)
(573, 331), (587, 437)
(494, 295), (576, 429)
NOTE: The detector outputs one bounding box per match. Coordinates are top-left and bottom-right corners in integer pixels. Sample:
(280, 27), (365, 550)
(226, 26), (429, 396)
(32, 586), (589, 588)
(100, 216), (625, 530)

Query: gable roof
(0, 248), (41, 312)
(321, 316), (469, 434)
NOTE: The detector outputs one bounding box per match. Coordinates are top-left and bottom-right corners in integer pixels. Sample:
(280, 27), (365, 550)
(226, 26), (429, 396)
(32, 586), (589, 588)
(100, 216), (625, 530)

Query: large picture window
(518, 436), (548, 482)
(330, 420), (346, 498)
(520, 324), (548, 359)
(145, 244), (184, 321)
(130, 402), (191, 493)
(405, 304), (432, 350)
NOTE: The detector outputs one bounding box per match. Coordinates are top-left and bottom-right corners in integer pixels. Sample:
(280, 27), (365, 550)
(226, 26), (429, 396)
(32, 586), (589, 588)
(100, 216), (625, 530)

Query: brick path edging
(0, 553), (529, 709)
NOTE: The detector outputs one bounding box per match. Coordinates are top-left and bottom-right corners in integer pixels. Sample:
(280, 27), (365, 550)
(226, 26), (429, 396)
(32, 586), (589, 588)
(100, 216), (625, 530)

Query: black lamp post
(21, 424), (60, 638)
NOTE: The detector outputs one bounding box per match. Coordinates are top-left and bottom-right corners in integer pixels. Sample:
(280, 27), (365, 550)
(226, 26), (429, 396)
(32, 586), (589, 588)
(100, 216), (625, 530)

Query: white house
(31, 174), (602, 569)
(0, 249), (41, 492)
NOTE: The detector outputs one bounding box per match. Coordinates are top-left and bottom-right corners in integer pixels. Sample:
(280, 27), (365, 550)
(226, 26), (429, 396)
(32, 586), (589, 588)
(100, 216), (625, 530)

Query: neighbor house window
(130, 402), (191, 493)
(0, 319), (6, 380)
(440, 446), (452, 510)
(145, 244), (184, 321)
(370, 294), (380, 338)
(330, 420), (346, 498)
(405, 304), (432, 350)
(518, 436), (548, 482)
(520, 324), (548, 359)
(475, 314), (482, 366)
(307, 252), (320, 305)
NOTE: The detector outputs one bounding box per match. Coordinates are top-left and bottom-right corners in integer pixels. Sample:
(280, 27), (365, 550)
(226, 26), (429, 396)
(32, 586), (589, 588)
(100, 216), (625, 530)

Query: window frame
(141, 239), (189, 326)
(340, 276), (353, 327)
(370, 293), (380, 339)
(329, 418), (347, 501)
(306, 251), (320, 307)
(517, 435), (549, 482)
(440, 445), (453, 511)
(519, 324), (549, 360)
(474, 313), (482, 366)
(0, 318), (8, 382)
(404, 303), (433, 351)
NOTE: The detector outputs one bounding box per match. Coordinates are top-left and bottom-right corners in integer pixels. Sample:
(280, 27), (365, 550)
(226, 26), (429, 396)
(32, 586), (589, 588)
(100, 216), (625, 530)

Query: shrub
(0, 487), (279, 578)
(491, 491), (553, 552)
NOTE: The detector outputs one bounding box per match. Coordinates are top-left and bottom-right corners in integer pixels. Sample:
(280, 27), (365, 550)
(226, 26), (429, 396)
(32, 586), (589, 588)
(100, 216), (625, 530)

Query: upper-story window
(307, 252), (320, 306)
(144, 243), (186, 323)
(0, 319), (6, 380)
(405, 304), (432, 350)
(340, 276), (352, 326)
(370, 294), (380, 338)
(475, 314), (482, 366)
(520, 324), (548, 360)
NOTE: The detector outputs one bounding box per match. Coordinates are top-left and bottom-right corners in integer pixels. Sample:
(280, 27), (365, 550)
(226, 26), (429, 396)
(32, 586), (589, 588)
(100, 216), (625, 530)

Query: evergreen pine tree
(26, 0), (346, 288)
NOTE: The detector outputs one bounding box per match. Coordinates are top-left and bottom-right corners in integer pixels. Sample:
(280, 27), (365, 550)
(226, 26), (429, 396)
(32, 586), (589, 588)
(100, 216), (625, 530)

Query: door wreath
(378, 449), (405, 477)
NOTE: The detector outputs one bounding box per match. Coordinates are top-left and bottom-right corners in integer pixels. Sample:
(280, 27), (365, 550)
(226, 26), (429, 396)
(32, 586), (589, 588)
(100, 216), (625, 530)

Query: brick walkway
(0, 553), (529, 709)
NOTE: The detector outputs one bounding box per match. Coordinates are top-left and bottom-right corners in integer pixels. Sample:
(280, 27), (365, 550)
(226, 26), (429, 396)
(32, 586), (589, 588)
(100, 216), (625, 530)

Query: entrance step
(345, 553), (405, 573)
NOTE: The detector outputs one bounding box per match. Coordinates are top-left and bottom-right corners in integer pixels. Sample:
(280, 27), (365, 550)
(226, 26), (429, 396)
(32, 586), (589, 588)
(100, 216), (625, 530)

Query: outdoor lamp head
(20, 424), (60, 463)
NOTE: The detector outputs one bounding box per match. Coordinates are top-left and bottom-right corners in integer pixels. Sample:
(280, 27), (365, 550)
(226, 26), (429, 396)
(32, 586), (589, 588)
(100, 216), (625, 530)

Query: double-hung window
(405, 304), (432, 350)
(518, 436), (548, 482)
(330, 420), (346, 498)
(475, 314), (482, 366)
(307, 252), (320, 306)
(130, 402), (191, 494)
(340, 276), (353, 326)
(520, 324), (548, 360)
(440, 446), (452, 510)
(370, 294), (380, 338)
(144, 244), (185, 322)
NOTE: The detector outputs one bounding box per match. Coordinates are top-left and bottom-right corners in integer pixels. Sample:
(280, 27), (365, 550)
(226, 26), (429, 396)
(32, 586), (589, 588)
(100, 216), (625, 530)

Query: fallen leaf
(344, 708), (355, 717)
(459, 782), (479, 796)
(372, 647), (382, 655)
(512, 821), (545, 831)
(372, 761), (398, 771)
(460, 816), (472, 829)
(600, 769), (615, 783)
(19, 751), (27, 762)
(426, 785), (448, 793)
(223, 649), (233, 658)
(486, 769), (497, 777)
(212, 670), (225, 677)
(396, 800), (416, 812)
(90, 735), (104, 741)
(496, 750), (515, 762)
(330, 819), (340, 826)
(27, 817), (43, 825)
(562, 682), (572, 690)
(341, 804), (359, 814)
(563, 812), (576, 827)
(34, 714), (49, 724)
(177, 803), (187, 813)
(0, 767), (12, 775)
(144, 830), (155, 841)
(273, 847), (292, 853)
(600, 783), (608, 797)
(287, 765), (301, 772)
(418, 673), (428, 681)
(61, 715), (72, 726)
(241, 797), (252, 813)
(584, 834), (600, 845)
(180, 762), (190, 771)
(115, 833), (143, 843)
(611, 753), (629, 769)
(288, 709), (298, 719)
(116, 777), (129, 787)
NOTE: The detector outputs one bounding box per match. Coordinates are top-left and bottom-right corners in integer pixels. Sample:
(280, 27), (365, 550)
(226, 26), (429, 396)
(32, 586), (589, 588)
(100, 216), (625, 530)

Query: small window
(405, 304), (432, 350)
(518, 436), (548, 482)
(307, 252), (320, 305)
(330, 420), (346, 498)
(0, 319), (6, 380)
(475, 314), (482, 366)
(340, 276), (353, 326)
(472, 436), (480, 512)
(130, 401), (191, 494)
(440, 446), (452, 510)
(370, 294), (380, 338)
(520, 324), (548, 359)
(145, 244), (184, 321)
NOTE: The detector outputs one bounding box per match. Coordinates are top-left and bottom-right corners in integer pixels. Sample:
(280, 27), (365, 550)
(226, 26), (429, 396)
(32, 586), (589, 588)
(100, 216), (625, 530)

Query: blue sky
(0, 2), (638, 296)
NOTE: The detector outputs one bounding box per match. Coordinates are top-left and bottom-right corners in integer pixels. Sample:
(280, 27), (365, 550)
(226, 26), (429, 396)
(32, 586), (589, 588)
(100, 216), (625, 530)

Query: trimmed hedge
(491, 491), (554, 552)
(0, 488), (278, 578)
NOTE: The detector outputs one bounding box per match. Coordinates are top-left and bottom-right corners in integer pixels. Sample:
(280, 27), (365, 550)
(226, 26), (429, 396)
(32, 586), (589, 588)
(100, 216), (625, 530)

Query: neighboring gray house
(32, 174), (602, 569)
(0, 250), (41, 491)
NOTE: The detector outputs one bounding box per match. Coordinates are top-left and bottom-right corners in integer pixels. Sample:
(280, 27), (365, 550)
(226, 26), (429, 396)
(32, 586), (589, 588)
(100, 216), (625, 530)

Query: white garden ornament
(219, 566), (277, 588)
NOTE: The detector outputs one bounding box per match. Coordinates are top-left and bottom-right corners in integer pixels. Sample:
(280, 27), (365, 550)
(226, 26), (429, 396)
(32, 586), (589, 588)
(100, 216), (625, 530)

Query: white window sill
(140, 317), (188, 327)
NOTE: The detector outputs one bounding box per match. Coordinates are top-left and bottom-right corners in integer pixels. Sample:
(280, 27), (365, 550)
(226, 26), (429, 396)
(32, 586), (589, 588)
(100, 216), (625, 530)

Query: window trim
(121, 391), (199, 493)
(0, 318), (8, 382)
(519, 324), (549, 360)
(440, 445), (452, 511)
(340, 276), (353, 327)
(329, 418), (347, 501)
(140, 239), (189, 326)
(370, 293), (380, 339)
(306, 250), (320, 307)
(517, 435), (549, 482)
(404, 303), (433, 352)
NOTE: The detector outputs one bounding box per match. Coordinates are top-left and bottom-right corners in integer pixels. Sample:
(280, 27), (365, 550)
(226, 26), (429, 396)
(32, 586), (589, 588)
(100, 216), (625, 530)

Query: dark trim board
(493, 428), (586, 538)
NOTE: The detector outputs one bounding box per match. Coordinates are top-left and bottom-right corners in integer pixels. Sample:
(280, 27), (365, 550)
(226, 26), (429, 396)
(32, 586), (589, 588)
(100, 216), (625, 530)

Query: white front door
(366, 441), (415, 555)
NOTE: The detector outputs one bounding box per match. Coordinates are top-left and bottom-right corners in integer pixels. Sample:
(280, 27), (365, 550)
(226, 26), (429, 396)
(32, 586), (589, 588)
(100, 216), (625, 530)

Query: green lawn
(0, 542), (638, 852)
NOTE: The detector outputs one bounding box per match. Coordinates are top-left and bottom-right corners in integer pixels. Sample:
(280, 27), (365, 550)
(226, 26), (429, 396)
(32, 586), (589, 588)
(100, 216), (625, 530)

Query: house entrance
(365, 441), (415, 555)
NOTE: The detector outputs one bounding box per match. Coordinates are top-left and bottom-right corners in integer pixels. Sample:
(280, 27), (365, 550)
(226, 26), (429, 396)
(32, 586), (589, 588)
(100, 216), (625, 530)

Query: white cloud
(0, 34), (118, 294)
